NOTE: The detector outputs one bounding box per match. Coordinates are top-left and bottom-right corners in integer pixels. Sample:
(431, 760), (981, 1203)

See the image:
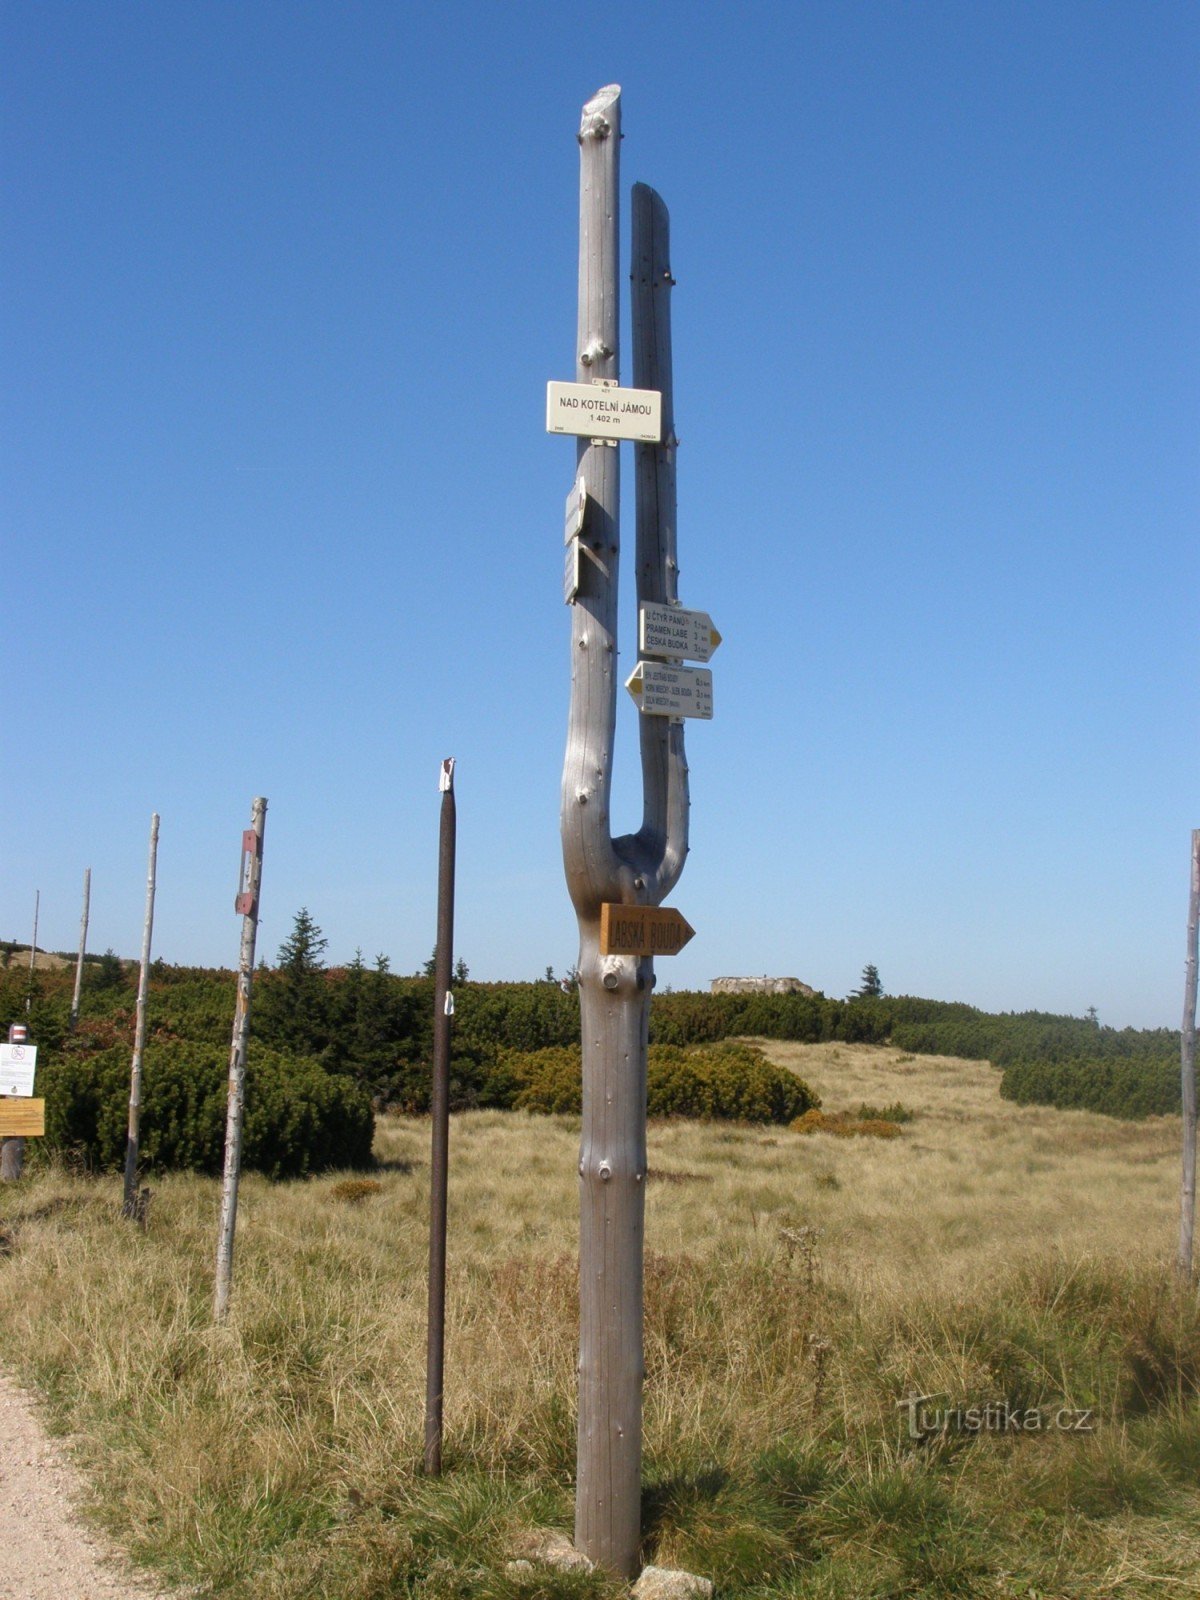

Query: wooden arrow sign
(600, 903), (696, 957)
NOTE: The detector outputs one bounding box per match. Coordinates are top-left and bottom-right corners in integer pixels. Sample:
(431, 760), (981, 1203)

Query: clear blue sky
(3, 2), (1196, 1028)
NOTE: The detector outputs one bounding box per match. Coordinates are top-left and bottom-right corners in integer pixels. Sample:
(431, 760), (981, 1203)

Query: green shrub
(40, 1041), (374, 1178)
(498, 1041), (818, 1124)
(856, 1100), (914, 1123)
(1000, 1056), (1179, 1119)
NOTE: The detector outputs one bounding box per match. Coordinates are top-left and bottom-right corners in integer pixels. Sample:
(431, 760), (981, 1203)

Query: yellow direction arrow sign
(600, 904), (696, 957)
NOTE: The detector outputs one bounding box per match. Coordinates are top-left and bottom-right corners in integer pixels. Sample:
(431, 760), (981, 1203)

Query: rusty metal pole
(424, 756), (456, 1474)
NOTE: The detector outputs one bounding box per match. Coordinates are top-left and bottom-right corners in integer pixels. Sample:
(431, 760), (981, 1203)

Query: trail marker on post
(625, 660), (714, 720)
(546, 380), (662, 443)
(638, 602), (722, 663)
(599, 904), (695, 957)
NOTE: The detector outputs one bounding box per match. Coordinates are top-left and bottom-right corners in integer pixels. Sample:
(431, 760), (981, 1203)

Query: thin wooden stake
(424, 757), (456, 1475)
(123, 813), (159, 1217)
(69, 868), (92, 1030)
(214, 798), (267, 1322)
(1178, 828), (1200, 1283)
(25, 890), (39, 1015)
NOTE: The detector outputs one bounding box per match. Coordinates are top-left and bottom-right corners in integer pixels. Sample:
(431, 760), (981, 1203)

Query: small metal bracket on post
(439, 757), (455, 793)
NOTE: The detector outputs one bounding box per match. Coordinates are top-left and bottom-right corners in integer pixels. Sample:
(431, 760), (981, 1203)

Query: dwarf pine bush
(1000, 1056), (1179, 1119)
(41, 1041), (374, 1178)
(498, 1041), (819, 1123)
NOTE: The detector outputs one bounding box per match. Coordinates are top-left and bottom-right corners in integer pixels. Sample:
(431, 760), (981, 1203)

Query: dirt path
(0, 1371), (177, 1600)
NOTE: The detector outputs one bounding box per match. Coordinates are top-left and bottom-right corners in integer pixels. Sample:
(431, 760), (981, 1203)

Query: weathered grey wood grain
(564, 88), (692, 1578)
(214, 797), (267, 1322)
(631, 182), (690, 901)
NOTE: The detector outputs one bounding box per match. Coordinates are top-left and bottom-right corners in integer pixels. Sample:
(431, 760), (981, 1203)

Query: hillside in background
(1, 950), (1181, 1123)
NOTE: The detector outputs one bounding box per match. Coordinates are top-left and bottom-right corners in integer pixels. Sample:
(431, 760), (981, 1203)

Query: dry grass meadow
(1, 1040), (1198, 1597)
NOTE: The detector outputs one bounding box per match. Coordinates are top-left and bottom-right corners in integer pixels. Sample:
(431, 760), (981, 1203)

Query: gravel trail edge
(0, 1369), (182, 1600)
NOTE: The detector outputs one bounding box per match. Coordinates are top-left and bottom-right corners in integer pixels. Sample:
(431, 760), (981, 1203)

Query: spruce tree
(855, 964), (883, 999)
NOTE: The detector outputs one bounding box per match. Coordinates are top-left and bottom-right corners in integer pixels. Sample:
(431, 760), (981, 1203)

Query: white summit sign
(625, 660), (713, 720)
(546, 380), (662, 443)
(638, 601), (722, 663)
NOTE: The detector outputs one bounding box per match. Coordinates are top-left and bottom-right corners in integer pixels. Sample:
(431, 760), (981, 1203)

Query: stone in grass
(510, 1528), (594, 1573)
(632, 1566), (713, 1600)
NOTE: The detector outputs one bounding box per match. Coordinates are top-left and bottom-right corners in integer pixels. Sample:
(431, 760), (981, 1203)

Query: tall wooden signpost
(549, 85), (719, 1576)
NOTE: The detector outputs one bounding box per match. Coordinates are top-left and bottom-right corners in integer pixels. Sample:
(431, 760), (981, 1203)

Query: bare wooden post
(214, 798), (267, 1323)
(69, 868), (92, 1030)
(25, 890), (39, 1015)
(1178, 828), (1200, 1283)
(562, 87), (691, 1577)
(123, 813), (159, 1217)
(424, 757), (456, 1475)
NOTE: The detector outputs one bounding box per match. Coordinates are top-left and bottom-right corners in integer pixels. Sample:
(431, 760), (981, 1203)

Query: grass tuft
(0, 1040), (1196, 1597)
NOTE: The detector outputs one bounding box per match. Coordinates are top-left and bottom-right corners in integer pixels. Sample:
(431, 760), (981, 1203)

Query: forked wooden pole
(123, 813), (159, 1217)
(1178, 829), (1200, 1283)
(214, 798), (267, 1322)
(563, 87), (690, 1577)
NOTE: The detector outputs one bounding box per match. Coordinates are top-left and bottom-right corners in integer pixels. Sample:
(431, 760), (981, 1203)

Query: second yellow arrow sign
(599, 904), (696, 957)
